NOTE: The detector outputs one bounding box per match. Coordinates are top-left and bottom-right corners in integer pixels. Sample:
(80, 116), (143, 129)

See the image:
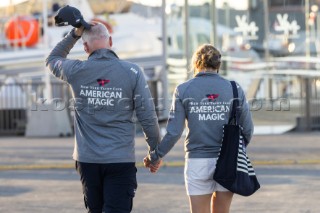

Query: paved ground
(0, 132), (320, 213)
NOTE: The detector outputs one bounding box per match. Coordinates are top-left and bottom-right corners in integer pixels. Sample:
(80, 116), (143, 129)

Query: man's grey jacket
(46, 30), (160, 163)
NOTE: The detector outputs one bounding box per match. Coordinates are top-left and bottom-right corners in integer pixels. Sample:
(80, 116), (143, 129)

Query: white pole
(305, 0), (311, 131)
(43, 0), (52, 100)
(305, 0), (311, 59)
(211, 0), (218, 46)
(161, 0), (169, 118)
(184, 0), (190, 79)
(263, 0), (272, 99)
(317, 12), (320, 57)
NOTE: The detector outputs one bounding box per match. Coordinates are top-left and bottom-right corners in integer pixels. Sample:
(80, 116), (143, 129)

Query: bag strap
(229, 81), (239, 125)
(229, 81), (249, 145)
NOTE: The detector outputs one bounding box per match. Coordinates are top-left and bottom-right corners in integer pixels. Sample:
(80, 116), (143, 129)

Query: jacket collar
(88, 48), (119, 60)
(195, 71), (219, 77)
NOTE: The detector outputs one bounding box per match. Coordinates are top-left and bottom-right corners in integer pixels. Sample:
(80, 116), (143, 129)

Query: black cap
(54, 5), (91, 30)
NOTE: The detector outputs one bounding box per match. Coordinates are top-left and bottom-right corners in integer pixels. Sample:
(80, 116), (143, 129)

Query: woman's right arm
(238, 86), (254, 145)
(148, 87), (186, 163)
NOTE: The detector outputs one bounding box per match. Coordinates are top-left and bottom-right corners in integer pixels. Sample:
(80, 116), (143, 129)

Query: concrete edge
(1, 159), (320, 171)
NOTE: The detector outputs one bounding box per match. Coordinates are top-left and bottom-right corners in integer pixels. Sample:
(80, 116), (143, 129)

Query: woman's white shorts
(184, 158), (229, 196)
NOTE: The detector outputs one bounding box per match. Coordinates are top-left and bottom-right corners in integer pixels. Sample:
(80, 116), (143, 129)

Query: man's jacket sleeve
(45, 30), (82, 83)
(133, 70), (161, 152)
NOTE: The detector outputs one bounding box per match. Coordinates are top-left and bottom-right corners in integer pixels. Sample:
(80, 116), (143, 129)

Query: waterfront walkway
(0, 132), (320, 212)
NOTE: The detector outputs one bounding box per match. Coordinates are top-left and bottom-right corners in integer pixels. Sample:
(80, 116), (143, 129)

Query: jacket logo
(97, 79), (110, 86)
(130, 67), (138, 74)
(206, 94), (219, 101)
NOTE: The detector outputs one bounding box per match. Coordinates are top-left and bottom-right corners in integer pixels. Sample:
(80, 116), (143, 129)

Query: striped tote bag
(213, 81), (260, 196)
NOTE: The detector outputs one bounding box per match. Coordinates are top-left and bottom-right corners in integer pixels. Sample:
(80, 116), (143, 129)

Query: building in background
(0, 0), (320, 135)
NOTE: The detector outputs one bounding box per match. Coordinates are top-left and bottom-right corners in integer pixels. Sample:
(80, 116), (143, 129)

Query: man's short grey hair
(82, 23), (110, 42)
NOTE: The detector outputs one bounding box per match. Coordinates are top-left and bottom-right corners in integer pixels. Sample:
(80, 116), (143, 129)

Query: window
(270, 0), (304, 7)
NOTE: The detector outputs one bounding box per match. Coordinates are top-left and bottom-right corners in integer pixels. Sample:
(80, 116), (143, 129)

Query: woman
(145, 44), (254, 213)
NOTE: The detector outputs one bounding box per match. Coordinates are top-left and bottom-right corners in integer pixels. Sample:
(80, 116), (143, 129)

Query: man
(46, 23), (160, 212)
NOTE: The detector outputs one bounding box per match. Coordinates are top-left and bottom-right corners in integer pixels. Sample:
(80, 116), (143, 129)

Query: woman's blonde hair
(192, 44), (221, 74)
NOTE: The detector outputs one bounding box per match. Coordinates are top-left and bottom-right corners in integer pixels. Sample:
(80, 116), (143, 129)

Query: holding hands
(143, 156), (162, 173)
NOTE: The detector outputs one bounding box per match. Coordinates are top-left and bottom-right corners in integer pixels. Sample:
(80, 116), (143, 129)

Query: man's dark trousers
(76, 161), (137, 213)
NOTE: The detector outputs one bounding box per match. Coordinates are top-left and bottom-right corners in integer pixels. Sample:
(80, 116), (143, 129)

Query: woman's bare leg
(189, 194), (212, 213)
(211, 191), (233, 213)
(211, 192), (216, 212)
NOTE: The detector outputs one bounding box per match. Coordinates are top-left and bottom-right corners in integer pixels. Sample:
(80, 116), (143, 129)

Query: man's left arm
(45, 28), (83, 82)
(133, 68), (161, 153)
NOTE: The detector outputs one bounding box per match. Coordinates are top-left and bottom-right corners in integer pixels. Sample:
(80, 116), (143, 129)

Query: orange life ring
(5, 16), (39, 47)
